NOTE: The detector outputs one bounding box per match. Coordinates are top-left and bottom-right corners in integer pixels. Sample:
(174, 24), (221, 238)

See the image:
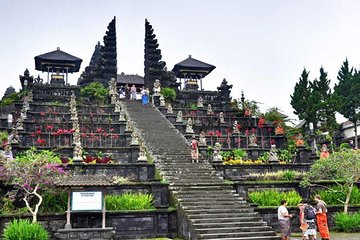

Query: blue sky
(1, 0), (360, 122)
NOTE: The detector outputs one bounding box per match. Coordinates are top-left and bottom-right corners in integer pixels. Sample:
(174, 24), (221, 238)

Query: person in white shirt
(278, 199), (293, 240)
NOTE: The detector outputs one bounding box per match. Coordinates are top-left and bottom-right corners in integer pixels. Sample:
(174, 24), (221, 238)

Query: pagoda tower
(78, 17), (117, 87)
(34, 47), (82, 85)
(144, 19), (178, 90)
(172, 55), (215, 90)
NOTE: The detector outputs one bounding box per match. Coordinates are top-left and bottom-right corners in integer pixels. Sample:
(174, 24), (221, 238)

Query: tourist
(190, 135), (199, 163)
(141, 87), (149, 105)
(301, 199), (317, 240)
(320, 144), (330, 159)
(278, 199), (293, 240)
(314, 195), (330, 240)
(119, 85), (125, 98)
(130, 84), (137, 100)
(124, 84), (130, 100)
(298, 203), (306, 240)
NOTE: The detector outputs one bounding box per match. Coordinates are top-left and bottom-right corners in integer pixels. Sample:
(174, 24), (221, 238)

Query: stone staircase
(123, 101), (279, 240)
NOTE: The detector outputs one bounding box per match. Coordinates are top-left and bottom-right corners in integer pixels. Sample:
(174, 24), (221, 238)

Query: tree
(291, 67), (337, 134)
(311, 67), (338, 134)
(301, 149), (360, 213)
(0, 148), (66, 222)
(333, 59), (360, 148)
(291, 68), (314, 123)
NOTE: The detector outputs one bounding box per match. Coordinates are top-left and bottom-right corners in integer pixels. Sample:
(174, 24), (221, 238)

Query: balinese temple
(34, 47), (82, 85)
(172, 55), (216, 91)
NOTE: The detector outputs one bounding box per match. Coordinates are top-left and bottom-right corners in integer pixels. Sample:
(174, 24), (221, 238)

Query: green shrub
(282, 170), (296, 181)
(106, 193), (155, 210)
(3, 219), (48, 240)
(315, 186), (360, 205)
(339, 142), (351, 149)
(0, 92), (21, 107)
(248, 189), (301, 207)
(80, 82), (109, 104)
(334, 212), (360, 232)
(40, 191), (67, 213)
(160, 88), (176, 102)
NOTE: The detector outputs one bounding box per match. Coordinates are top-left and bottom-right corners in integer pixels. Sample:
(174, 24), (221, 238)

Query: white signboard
(71, 191), (103, 211)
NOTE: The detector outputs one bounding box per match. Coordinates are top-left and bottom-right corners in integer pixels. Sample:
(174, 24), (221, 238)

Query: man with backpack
(301, 199), (317, 240)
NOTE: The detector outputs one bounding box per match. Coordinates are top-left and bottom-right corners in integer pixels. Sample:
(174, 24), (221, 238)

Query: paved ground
(289, 232), (360, 239)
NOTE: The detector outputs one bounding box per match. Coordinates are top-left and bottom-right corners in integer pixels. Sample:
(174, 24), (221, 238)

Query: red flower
(103, 132), (109, 137)
(208, 131), (214, 136)
(271, 139), (276, 145)
(69, 128), (75, 134)
(36, 129), (42, 135)
(57, 129), (64, 135)
(36, 138), (46, 146)
(245, 129), (250, 136)
(96, 128), (103, 133)
(30, 133), (36, 138)
(112, 134), (119, 139)
(81, 133), (87, 138)
(235, 138), (241, 143)
(46, 125), (54, 131)
(275, 126), (285, 135)
(40, 112), (46, 116)
(215, 130), (221, 137)
(251, 128), (256, 134)
(258, 117), (266, 128)
(237, 124), (242, 129)
(110, 128), (114, 132)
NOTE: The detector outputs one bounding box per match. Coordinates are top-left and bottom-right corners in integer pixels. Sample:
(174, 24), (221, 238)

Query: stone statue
(248, 132), (258, 147)
(197, 96), (204, 108)
(176, 110), (183, 123)
(119, 108), (126, 122)
(207, 104), (213, 115)
(166, 103), (173, 114)
(20, 108), (27, 120)
(15, 117), (24, 130)
(111, 94), (117, 104)
(159, 95), (166, 107)
(186, 118), (194, 133)
(1, 141), (13, 161)
(153, 79), (161, 95)
(9, 128), (21, 144)
(114, 100), (121, 112)
(212, 142), (223, 163)
(268, 144), (279, 163)
(130, 131), (139, 145)
(219, 112), (225, 124)
(73, 142), (83, 162)
(233, 120), (240, 134)
(28, 91), (33, 102)
(199, 131), (207, 146)
(137, 145), (147, 162)
(109, 78), (117, 95)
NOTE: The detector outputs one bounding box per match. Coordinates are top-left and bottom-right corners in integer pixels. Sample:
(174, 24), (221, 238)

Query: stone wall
(0, 210), (177, 239)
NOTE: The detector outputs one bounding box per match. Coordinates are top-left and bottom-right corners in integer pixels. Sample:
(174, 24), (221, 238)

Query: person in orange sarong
(315, 195), (330, 240)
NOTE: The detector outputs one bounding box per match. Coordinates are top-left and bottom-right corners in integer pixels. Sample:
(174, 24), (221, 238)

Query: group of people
(119, 84), (150, 105)
(278, 196), (330, 240)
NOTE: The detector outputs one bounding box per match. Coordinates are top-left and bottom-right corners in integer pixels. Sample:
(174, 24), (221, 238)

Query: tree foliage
(301, 149), (360, 213)
(291, 67), (337, 134)
(0, 148), (67, 222)
(80, 82), (109, 104)
(333, 59), (360, 148)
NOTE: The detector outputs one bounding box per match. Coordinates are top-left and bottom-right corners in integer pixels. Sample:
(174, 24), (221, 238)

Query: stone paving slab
(290, 232), (360, 239)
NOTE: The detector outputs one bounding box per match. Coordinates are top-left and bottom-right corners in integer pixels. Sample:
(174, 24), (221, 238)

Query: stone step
(188, 213), (260, 220)
(196, 225), (273, 234)
(184, 208), (255, 214)
(177, 199), (246, 205)
(202, 236), (280, 240)
(190, 216), (264, 224)
(182, 205), (254, 211)
(198, 231), (277, 239)
(192, 221), (268, 228)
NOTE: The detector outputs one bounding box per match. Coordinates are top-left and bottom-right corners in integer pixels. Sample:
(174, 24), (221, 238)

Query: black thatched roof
(172, 55), (216, 78)
(34, 48), (82, 73)
(117, 72), (144, 85)
(56, 175), (114, 187)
